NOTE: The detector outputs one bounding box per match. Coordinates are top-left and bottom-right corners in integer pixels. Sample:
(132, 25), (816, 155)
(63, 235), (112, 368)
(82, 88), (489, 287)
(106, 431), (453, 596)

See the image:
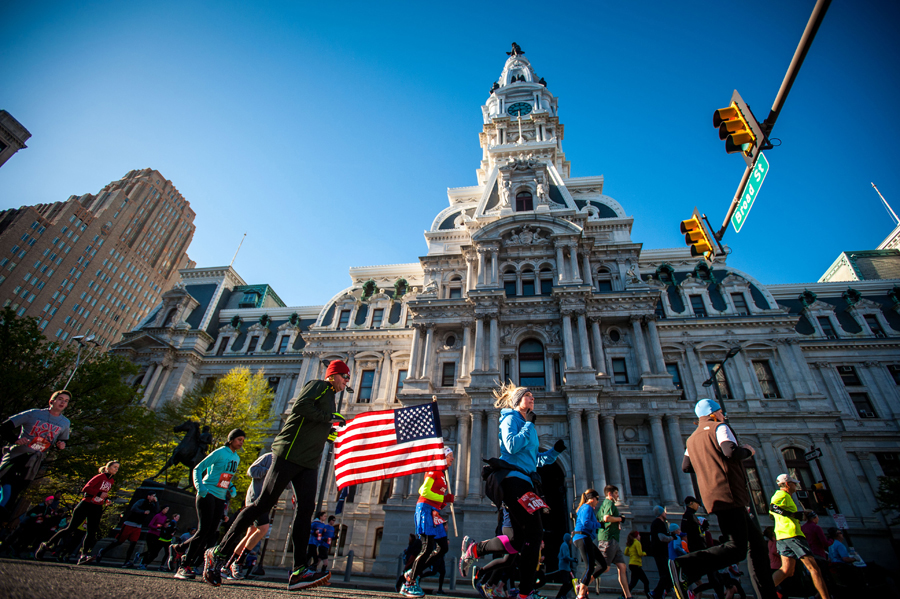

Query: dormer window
(597, 268), (613, 292)
(516, 192), (533, 212)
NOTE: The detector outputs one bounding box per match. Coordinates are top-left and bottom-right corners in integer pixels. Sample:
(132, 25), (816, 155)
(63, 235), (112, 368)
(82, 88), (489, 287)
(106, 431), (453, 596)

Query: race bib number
(217, 472), (233, 489)
(29, 436), (51, 452)
(432, 511), (447, 526)
(91, 492), (107, 505)
(316, 528), (324, 540)
(517, 491), (548, 514)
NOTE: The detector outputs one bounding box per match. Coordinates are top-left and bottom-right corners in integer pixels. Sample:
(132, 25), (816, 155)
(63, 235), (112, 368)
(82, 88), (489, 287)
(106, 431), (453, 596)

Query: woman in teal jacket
(169, 428), (243, 582)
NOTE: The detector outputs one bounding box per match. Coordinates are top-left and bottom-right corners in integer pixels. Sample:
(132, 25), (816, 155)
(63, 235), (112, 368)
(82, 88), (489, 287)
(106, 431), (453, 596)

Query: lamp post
(64, 335), (99, 389)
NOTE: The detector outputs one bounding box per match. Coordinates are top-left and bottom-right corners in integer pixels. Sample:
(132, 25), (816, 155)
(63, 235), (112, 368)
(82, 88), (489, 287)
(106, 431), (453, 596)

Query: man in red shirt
(800, 513), (828, 560)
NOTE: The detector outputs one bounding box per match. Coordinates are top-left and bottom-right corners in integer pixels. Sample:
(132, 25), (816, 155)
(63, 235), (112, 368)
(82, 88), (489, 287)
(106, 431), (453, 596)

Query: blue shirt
(668, 536), (688, 560)
(828, 539), (850, 563)
(309, 521), (334, 547)
(498, 408), (559, 482)
(574, 503), (601, 542)
(192, 445), (240, 501)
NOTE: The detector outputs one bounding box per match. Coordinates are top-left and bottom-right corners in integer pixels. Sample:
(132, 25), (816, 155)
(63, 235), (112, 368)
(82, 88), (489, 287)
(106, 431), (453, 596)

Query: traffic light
(713, 90), (766, 167)
(680, 208), (716, 261)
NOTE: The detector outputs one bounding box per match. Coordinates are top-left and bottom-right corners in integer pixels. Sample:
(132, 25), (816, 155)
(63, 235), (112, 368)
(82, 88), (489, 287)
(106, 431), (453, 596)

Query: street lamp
(64, 334), (100, 389)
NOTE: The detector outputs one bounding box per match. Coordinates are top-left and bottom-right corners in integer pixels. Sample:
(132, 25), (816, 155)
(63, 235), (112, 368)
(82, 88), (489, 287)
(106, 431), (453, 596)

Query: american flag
(334, 402), (446, 490)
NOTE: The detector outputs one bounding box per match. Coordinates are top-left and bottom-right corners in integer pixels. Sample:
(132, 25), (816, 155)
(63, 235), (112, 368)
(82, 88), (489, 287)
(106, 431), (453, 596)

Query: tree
(156, 367), (276, 507)
(874, 476), (900, 524)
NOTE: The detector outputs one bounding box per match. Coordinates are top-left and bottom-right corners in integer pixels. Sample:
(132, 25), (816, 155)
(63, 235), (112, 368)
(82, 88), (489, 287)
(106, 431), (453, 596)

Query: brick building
(0, 168), (196, 349)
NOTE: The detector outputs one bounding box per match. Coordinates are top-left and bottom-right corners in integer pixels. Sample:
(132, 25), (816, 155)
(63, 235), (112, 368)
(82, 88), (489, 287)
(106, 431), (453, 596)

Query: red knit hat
(325, 360), (350, 379)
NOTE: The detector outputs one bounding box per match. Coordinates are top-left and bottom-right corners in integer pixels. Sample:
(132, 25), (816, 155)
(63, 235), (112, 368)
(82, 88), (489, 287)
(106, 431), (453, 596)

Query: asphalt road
(0, 559), (474, 599)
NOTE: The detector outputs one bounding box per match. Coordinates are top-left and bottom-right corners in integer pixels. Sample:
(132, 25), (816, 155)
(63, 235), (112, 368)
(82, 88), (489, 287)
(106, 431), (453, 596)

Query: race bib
(29, 436), (51, 452)
(432, 511), (447, 526)
(517, 491), (548, 514)
(91, 492), (107, 505)
(316, 529), (324, 540)
(217, 472), (233, 489)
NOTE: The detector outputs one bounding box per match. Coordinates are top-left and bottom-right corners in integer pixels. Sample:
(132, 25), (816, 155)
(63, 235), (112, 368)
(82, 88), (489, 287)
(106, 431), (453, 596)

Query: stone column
(477, 249), (487, 287)
(650, 415), (677, 504)
(490, 250), (499, 286)
(645, 317), (667, 375)
(487, 411), (500, 461)
(774, 340), (804, 398)
(390, 474), (406, 500)
(142, 363), (162, 403)
(683, 342), (707, 400)
(568, 409), (588, 493)
(490, 316), (500, 372)
(473, 317), (485, 372)
(420, 325), (434, 380)
(664, 415), (692, 500)
(857, 451), (889, 525)
(547, 354), (558, 392)
(561, 312), (577, 370)
(818, 434), (858, 517)
(585, 410), (606, 491)
(582, 253), (593, 287)
(630, 316), (651, 375)
(455, 414), (470, 497)
(590, 317), (606, 374)
(150, 366), (172, 407)
(466, 256), (475, 293)
(756, 433), (783, 490)
(407, 326), (421, 380)
(601, 415), (622, 487)
(140, 363), (158, 402)
(861, 361), (898, 419)
(509, 354), (518, 385)
(570, 245), (581, 283)
(788, 339), (819, 394)
(377, 351), (393, 399)
(460, 323), (472, 379)
(467, 410), (484, 499)
(576, 312), (592, 369)
(555, 245), (566, 283)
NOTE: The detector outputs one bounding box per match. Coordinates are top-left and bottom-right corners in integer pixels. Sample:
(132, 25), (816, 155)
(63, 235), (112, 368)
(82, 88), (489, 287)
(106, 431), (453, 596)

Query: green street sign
(731, 152), (769, 233)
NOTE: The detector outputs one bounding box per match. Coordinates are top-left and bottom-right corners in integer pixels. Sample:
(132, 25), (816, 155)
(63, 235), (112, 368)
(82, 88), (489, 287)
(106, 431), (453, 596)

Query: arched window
(516, 191), (533, 212)
(519, 339), (546, 387)
(596, 268), (613, 292)
(782, 447), (825, 513)
(448, 275), (463, 299)
(503, 266), (517, 297)
(539, 267), (554, 295)
(521, 268), (535, 296)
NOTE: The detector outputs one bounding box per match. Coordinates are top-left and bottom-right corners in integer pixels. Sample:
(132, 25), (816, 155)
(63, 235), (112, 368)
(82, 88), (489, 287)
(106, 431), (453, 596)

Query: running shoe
(202, 547), (223, 586)
(459, 535), (475, 577)
(475, 581), (492, 599)
(287, 568), (331, 591)
(93, 548), (104, 564)
(174, 566), (196, 580)
(668, 559), (689, 599)
(76, 554), (95, 565)
(166, 544), (182, 572)
(121, 561), (133, 568)
(33, 542), (48, 561)
(471, 565), (482, 591)
(400, 580), (425, 598)
(228, 562), (245, 580)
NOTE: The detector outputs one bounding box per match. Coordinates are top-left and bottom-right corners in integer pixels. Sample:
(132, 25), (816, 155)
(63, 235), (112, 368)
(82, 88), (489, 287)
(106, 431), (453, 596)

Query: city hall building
(112, 48), (900, 571)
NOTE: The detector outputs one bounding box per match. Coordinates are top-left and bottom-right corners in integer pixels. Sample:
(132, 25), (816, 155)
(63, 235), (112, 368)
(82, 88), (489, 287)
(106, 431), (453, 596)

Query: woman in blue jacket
(459, 383), (566, 599)
(573, 489), (607, 599)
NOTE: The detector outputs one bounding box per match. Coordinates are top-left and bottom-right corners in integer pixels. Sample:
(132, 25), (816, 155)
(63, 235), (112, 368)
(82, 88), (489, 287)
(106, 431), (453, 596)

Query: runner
(401, 446), (455, 598)
(220, 450), (273, 579)
(597, 485), (633, 599)
(136, 505), (171, 569)
(157, 512), (180, 571)
(573, 488), (607, 599)
(202, 359), (350, 591)
(34, 460), (117, 564)
(0, 390), (71, 520)
(459, 383), (566, 599)
(169, 428), (244, 582)
(95, 490), (159, 567)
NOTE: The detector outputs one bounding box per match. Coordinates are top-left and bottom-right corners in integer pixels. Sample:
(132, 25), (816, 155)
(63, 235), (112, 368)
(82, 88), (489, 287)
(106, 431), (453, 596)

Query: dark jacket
(683, 415), (751, 514)
(681, 506), (706, 552)
(271, 380), (336, 468)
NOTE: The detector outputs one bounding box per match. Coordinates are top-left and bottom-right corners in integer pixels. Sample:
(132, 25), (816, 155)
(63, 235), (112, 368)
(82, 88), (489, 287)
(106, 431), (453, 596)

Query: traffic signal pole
(714, 0), (831, 241)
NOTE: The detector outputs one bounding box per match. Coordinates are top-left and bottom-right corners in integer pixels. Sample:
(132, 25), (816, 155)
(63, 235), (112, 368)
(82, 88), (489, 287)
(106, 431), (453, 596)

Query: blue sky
(2, 0), (898, 306)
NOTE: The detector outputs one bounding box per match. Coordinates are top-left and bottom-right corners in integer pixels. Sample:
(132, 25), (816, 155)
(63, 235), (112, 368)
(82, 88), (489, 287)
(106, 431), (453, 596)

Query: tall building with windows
(114, 47), (900, 572)
(0, 168), (196, 348)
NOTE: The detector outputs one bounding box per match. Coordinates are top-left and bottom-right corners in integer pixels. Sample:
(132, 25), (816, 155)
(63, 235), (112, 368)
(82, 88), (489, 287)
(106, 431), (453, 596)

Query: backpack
(481, 457), (544, 508)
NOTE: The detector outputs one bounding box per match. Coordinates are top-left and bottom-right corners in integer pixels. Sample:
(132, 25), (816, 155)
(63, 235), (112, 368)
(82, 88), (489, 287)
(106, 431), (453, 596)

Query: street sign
(804, 447), (823, 462)
(731, 152), (769, 233)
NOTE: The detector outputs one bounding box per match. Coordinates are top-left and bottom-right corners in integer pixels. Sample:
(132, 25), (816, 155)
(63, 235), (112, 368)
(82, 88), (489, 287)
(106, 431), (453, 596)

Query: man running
(202, 360), (350, 590)
(96, 491), (159, 567)
(597, 485), (633, 599)
(221, 450), (274, 579)
(0, 390), (71, 520)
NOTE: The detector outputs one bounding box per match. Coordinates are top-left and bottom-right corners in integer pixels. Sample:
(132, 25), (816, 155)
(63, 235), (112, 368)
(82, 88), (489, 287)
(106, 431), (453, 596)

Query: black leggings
(42, 500), (103, 555)
(179, 493), (225, 567)
(574, 537), (608, 585)
(629, 564), (650, 593)
(410, 535), (448, 581)
(537, 569), (578, 598)
(218, 454), (317, 573)
(141, 536), (167, 565)
(653, 553), (673, 596)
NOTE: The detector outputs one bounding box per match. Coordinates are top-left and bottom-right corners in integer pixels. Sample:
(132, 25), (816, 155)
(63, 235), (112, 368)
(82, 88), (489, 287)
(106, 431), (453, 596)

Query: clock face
(507, 102), (532, 117)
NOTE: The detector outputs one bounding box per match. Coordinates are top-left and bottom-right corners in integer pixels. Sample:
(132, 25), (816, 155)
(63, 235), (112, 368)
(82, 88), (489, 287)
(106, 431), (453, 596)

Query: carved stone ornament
(506, 224), (547, 246)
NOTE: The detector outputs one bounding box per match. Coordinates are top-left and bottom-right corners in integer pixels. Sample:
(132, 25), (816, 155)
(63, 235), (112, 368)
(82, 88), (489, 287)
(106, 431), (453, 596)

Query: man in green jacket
(203, 360), (350, 591)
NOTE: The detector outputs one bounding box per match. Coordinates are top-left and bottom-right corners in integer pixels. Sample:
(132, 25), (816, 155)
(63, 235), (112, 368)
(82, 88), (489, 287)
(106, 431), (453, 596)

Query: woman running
(459, 383), (566, 599)
(573, 489), (607, 599)
(625, 530), (650, 597)
(35, 460), (118, 565)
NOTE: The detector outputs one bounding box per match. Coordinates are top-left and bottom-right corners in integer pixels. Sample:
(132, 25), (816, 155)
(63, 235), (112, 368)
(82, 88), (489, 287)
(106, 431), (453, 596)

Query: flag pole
(434, 395), (458, 537)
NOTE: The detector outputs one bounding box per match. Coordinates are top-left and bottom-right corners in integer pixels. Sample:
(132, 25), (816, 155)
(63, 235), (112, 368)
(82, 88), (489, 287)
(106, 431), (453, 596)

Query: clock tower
(477, 43), (569, 188)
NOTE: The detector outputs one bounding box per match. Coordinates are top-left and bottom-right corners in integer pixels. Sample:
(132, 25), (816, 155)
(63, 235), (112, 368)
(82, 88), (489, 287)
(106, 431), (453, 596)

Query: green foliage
(0, 307), (157, 510)
(156, 367), (276, 509)
(874, 476), (900, 524)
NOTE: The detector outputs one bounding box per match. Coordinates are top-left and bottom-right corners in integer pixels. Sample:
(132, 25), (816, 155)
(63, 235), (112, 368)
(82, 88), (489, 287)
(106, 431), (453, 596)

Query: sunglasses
(340, 374), (350, 380)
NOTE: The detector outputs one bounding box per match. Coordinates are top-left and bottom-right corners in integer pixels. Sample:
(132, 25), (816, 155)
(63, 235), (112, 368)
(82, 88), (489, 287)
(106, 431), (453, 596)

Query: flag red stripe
(335, 441), (445, 475)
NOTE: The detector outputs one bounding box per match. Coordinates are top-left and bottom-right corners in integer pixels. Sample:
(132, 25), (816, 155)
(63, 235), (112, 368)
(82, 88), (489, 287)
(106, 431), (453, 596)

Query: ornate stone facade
(114, 47), (900, 572)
